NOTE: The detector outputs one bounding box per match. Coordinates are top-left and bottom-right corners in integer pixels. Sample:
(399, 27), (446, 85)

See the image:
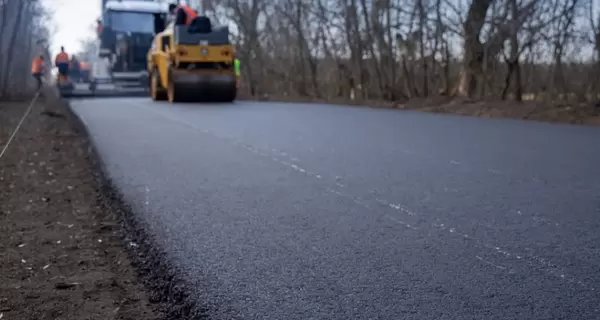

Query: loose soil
(399, 97), (600, 125)
(0, 92), (160, 319)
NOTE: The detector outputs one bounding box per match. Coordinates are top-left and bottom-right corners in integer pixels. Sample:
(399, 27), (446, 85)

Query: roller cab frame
(148, 20), (237, 103)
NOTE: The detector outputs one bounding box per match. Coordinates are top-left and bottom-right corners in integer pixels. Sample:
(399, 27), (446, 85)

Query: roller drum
(170, 70), (237, 102)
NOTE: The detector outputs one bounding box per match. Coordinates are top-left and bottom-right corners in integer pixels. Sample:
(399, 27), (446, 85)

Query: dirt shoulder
(240, 93), (600, 125)
(0, 92), (160, 319)
(400, 97), (600, 125)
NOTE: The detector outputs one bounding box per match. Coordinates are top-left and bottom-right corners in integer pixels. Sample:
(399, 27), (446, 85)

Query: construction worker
(234, 57), (240, 88)
(31, 55), (45, 90)
(168, 3), (198, 25)
(232, 46), (240, 87)
(54, 46), (70, 80)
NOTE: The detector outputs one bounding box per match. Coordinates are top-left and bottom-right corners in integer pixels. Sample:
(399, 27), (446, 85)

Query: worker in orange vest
(31, 55), (45, 90)
(54, 46), (70, 81)
(169, 3), (198, 25)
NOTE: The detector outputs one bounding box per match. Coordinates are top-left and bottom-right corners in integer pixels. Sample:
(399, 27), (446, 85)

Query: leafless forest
(2, 0), (600, 106)
(207, 0), (600, 105)
(0, 0), (51, 99)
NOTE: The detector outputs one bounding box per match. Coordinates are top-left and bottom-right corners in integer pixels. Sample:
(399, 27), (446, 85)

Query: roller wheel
(216, 85), (237, 102)
(150, 69), (167, 101)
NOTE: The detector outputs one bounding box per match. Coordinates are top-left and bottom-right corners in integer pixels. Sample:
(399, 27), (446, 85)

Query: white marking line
(130, 101), (591, 290)
(136, 111), (411, 230)
(228, 141), (590, 289)
(325, 187), (343, 196)
(476, 256), (507, 270)
(434, 221), (591, 289)
(487, 168), (502, 174)
(137, 104), (317, 179)
(135, 99), (548, 189)
(325, 187), (373, 210)
(376, 198), (417, 216)
(144, 186), (150, 215)
(387, 215), (418, 230)
(531, 215), (560, 226)
(285, 162), (306, 173)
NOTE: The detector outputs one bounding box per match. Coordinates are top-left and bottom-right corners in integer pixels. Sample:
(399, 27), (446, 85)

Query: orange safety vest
(55, 52), (69, 64)
(177, 5), (198, 24)
(80, 61), (90, 69)
(31, 57), (44, 74)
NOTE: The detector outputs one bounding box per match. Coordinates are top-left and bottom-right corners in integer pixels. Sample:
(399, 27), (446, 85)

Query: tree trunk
(456, 0), (494, 98)
(0, 1), (24, 97)
(509, 0), (522, 102)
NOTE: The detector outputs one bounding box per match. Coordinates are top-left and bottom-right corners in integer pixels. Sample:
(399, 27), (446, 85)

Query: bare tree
(2, 0), (597, 108)
(198, 0), (599, 104)
(0, 0), (50, 100)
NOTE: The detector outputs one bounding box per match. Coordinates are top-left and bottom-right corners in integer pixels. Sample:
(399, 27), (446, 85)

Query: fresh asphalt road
(71, 98), (600, 319)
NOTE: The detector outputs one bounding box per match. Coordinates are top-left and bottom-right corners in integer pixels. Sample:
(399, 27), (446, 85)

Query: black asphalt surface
(71, 98), (600, 319)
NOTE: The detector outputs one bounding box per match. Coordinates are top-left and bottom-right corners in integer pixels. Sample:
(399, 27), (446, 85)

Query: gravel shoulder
(0, 92), (159, 319)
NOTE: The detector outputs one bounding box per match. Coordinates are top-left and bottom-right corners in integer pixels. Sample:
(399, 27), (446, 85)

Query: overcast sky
(43, 0), (101, 56)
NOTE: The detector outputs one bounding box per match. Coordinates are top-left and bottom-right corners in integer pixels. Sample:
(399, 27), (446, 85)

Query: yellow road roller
(147, 17), (237, 102)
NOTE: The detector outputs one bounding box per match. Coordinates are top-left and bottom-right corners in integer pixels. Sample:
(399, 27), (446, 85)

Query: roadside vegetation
(210, 0), (600, 124)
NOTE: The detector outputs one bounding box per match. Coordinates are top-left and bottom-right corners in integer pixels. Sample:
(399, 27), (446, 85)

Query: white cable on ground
(0, 91), (41, 161)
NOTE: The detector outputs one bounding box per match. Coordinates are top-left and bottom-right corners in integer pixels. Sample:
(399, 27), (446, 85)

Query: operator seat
(188, 16), (212, 33)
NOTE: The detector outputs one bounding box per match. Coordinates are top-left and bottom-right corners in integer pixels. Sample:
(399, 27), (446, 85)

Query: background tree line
(3, 0), (600, 105)
(0, 0), (51, 100)
(201, 0), (600, 103)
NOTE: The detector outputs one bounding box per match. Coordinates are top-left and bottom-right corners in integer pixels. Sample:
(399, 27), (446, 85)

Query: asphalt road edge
(63, 99), (210, 320)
